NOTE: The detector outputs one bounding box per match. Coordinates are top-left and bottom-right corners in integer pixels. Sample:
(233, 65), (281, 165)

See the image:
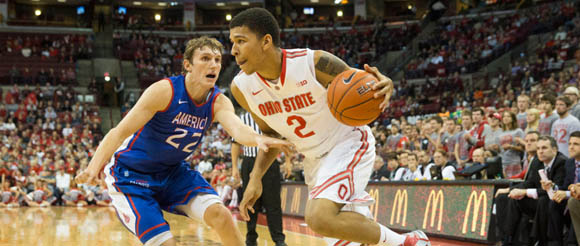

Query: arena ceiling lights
(15, 0), (89, 4)
(290, 0), (348, 5)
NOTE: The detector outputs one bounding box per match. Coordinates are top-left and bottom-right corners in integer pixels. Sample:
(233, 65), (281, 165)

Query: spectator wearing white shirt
(62, 123), (73, 138)
(2, 118), (16, 131)
(554, 26), (567, 41)
(405, 153), (424, 181)
(44, 106), (57, 120)
(392, 152), (409, 181)
(197, 157), (213, 174)
(55, 167), (71, 205)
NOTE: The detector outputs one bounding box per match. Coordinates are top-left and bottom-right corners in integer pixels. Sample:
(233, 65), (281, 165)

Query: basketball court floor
(0, 207), (486, 245)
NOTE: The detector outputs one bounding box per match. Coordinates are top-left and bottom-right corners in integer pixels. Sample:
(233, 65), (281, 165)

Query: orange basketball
(327, 69), (382, 126)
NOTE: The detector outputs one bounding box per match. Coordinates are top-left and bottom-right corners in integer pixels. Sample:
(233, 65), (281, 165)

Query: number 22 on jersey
(165, 128), (202, 153)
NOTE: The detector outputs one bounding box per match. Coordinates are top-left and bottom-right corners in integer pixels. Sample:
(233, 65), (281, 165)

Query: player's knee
(204, 204), (233, 229)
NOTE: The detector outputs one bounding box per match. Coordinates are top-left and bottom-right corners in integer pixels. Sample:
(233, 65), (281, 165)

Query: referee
(231, 111), (287, 246)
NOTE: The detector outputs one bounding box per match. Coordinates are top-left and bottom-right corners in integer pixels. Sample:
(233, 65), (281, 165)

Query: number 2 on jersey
(287, 115), (315, 138)
(165, 128), (202, 153)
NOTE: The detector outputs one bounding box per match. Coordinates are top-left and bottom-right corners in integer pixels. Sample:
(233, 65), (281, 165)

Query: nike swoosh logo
(342, 71), (356, 84)
(252, 89), (264, 96)
(178, 99), (188, 104)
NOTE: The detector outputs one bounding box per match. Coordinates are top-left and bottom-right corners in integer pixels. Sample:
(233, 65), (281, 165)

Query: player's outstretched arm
(75, 80), (172, 186)
(229, 83), (291, 220)
(213, 94), (293, 153)
(313, 50), (393, 111)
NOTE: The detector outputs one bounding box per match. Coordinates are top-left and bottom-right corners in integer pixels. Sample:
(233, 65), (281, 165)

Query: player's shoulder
(285, 47), (310, 52)
(285, 48), (310, 55)
(150, 76), (179, 91)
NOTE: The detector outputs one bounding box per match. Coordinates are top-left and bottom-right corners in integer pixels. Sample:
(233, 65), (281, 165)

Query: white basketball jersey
(233, 48), (354, 158)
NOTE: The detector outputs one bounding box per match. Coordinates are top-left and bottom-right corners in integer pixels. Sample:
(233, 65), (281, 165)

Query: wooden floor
(0, 207), (324, 246)
(0, 207), (485, 246)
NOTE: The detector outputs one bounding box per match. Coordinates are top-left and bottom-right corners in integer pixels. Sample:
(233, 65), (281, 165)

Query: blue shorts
(104, 160), (217, 244)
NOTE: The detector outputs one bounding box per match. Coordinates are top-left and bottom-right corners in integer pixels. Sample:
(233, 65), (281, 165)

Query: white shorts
(305, 126), (376, 206)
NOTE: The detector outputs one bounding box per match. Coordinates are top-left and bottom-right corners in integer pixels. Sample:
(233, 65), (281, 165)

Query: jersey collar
(256, 49), (287, 88)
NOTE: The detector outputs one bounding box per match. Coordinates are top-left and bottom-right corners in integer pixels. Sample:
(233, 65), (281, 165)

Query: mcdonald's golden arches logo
(423, 190), (444, 231)
(368, 188), (380, 222)
(390, 189), (407, 226)
(291, 188), (301, 213)
(462, 190), (487, 236)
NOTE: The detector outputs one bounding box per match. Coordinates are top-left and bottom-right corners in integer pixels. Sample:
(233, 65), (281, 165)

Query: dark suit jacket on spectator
(515, 152), (567, 197)
(560, 158), (577, 191)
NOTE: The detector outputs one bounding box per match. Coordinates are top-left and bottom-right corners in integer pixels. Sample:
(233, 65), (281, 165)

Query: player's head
(182, 36), (223, 86)
(229, 8), (281, 75)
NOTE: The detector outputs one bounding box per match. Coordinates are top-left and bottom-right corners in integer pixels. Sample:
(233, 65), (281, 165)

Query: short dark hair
(407, 153), (418, 161)
(571, 131), (580, 140)
(385, 152), (398, 162)
(526, 130), (540, 139)
(430, 116), (443, 125)
(434, 149), (447, 157)
(473, 107), (485, 116)
(538, 135), (558, 149)
(230, 8), (281, 47)
(557, 96), (573, 107)
(541, 94), (556, 107)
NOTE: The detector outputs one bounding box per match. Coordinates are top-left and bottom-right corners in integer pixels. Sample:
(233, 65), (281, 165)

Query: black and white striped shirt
(233, 112), (260, 157)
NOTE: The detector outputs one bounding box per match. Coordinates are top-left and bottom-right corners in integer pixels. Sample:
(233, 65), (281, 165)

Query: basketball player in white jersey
(229, 8), (430, 246)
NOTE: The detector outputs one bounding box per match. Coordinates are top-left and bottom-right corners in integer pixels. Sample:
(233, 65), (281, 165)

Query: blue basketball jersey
(114, 75), (221, 173)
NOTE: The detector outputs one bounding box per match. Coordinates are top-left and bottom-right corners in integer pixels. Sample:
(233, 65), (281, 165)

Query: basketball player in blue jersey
(75, 36), (293, 246)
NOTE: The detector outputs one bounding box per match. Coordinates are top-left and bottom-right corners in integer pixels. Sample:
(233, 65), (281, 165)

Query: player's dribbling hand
(75, 168), (99, 186)
(239, 178), (263, 221)
(366, 64), (393, 112)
